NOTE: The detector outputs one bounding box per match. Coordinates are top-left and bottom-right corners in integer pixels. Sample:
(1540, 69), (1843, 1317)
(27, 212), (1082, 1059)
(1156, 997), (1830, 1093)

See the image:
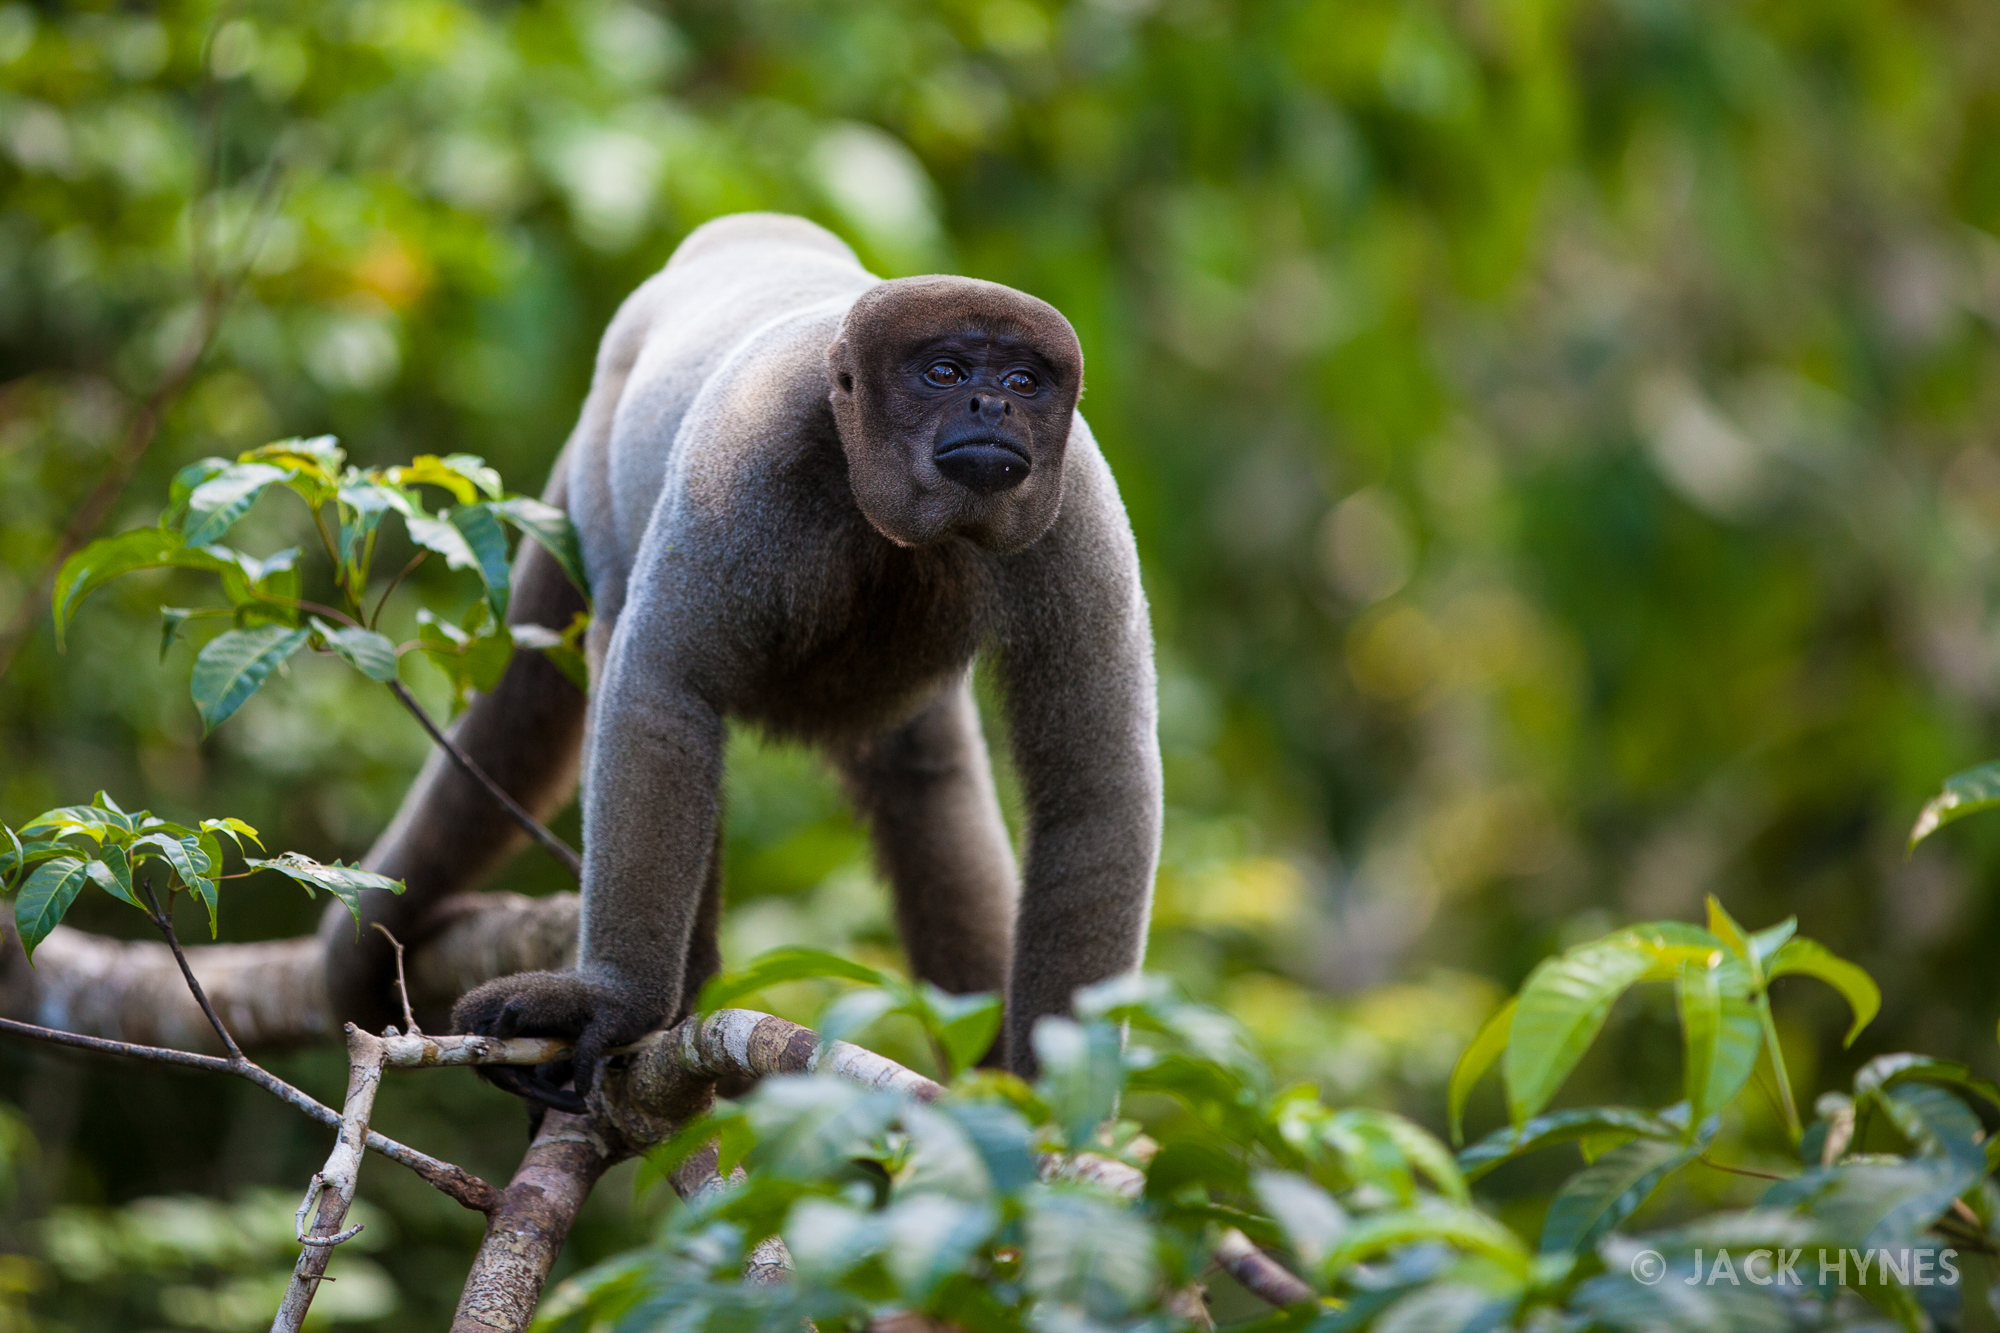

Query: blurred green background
(2, 0), (1999, 1324)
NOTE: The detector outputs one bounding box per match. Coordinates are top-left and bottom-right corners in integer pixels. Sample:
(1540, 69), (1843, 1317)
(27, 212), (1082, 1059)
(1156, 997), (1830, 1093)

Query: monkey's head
(827, 276), (1082, 553)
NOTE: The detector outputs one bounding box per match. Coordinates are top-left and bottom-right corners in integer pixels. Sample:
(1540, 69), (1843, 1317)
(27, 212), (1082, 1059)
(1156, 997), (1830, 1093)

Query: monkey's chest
(736, 561), (985, 742)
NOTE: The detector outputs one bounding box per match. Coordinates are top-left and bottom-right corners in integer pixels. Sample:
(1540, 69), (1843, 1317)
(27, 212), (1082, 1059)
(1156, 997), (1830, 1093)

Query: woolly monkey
(320, 213), (1161, 1107)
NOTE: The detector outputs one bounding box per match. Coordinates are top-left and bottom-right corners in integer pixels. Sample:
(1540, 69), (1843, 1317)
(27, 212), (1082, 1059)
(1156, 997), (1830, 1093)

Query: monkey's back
(565, 214), (878, 618)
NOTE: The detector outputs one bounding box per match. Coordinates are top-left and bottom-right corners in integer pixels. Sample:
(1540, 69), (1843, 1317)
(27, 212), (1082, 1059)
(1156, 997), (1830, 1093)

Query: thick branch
(452, 1110), (615, 1333)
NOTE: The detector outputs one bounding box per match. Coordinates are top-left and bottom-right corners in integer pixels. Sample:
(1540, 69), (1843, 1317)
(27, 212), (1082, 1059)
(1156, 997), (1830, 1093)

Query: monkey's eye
(923, 361), (966, 388)
(1002, 370), (1039, 395)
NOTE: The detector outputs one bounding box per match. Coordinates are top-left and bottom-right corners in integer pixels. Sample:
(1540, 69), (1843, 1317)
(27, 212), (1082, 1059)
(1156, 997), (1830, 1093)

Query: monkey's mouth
(934, 438), (1030, 495)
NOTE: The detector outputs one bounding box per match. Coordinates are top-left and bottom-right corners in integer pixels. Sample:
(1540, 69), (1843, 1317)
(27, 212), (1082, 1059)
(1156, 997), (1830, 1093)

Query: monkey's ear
(825, 336), (856, 397)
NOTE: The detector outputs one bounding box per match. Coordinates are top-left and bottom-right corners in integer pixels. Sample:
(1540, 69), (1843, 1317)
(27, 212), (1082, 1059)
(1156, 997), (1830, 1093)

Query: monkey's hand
(451, 970), (662, 1114)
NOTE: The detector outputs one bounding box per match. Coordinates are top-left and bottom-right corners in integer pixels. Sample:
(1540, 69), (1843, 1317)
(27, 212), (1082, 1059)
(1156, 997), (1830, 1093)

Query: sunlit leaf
(180, 462), (290, 547)
(393, 453), (499, 504)
(697, 946), (888, 1012)
(1319, 1202), (1530, 1279)
(510, 617), (589, 690)
(132, 833), (217, 936)
(190, 625), (309, 731)
(493, 496), (591, 602)
(84, 843), (140, 909)
(1766, 938), (1879, 1047)
(1676, 955), (1762, 1130)
(240, 434), (344, 479)
(1448, 998), (1514, 1145)
(1505, 938), (1656, 1126)
(1909, 761), (2000, 849)
(245, 852), (402, 928)
(15, 857), (90, 961)
(311, 619), (399, 682)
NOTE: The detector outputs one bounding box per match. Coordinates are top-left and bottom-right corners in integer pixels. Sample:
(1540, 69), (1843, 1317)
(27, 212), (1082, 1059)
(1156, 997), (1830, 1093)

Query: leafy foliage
(554, 918), (2000, 1333)
(55, 437), (590, 729)
(0, 791), (398, 952)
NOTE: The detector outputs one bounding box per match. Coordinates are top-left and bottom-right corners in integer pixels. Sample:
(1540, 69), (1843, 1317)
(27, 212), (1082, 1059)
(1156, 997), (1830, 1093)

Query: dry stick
(0, 1013), (502, 1211)
(274, 1024), (387, 1333)
(386, 680), (583, 880)
(371, 922), (421, 1035)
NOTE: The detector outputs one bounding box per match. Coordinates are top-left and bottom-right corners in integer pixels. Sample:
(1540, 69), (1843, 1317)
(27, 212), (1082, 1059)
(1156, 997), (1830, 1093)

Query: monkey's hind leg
(319, 531), (591, 1032)
(838, 677), (1019, 1005)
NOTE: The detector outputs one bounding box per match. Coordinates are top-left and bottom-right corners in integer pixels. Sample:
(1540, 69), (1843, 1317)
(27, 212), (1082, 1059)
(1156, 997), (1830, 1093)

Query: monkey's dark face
(828, 276), (1081, 552)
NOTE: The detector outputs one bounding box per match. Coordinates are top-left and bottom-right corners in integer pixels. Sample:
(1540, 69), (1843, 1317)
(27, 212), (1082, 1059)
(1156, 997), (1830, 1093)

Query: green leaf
(1747, 917), (1797, 967)
(1319, 1202), (1530, 1280)
(1766, 938), (1880, 1046)
(15, 857), (90, 961)
(449, 502), (513, 618)
(131, 833), (217, 936)
(1034, 1017), (1126, 1148)
(54, 528), (182, 648)
(21, 803), (133, 839)
(696, 946), (889, 1012)
(199, 817), (263, 851)
(1449, 998), (1514, 1145)
(404, 511), (478, 570)
(159, 607), (198, 661)
(1704, 895), (1753, 962)
(493, 496), (592, 602)
(509, 619), (590, 690)
(1505, 937), (1657, 1125)
(333, 476), (411, 588)
(1677, 955), (1763, 1129)
(1909, 761), (2000, 849)
(1333, 1108), (1468, 1202)
(1539, 1133), (1706, 1255)
(0, 826), (23, 893)
(925, 986), (1003, 1077)
(190, 625), (309, 731)
(84, 844), (140, 909)
(1022, 1186), (1160, 1316)
(1458, 1106), (1686, 1180)
(393, 453), (499, 505)
(246, 852), (403, 928)
(180, 462), (290, 546)
(163, 457), (231, 530)
(311, 619), (399, 682)
(1252, 1169), (1348, 1271)
(240, 434), (345, 482)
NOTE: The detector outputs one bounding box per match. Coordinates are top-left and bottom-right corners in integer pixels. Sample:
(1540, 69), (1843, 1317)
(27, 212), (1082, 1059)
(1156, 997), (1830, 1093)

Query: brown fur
(320, 214), (1161, 1104)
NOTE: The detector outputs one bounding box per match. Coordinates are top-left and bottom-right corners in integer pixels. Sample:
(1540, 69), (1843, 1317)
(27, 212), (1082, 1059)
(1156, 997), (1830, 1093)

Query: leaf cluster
(54, 436), (590, 730)
(0, 791), (400, 958)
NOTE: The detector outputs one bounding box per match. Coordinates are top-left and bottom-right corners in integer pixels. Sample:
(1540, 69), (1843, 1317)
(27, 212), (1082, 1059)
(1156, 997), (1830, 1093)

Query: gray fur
(322, 213), (1162, 1093)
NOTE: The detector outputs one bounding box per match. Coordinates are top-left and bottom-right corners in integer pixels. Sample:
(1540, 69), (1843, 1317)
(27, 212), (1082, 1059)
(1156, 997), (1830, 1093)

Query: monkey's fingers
(479, 1062), (587, 1114)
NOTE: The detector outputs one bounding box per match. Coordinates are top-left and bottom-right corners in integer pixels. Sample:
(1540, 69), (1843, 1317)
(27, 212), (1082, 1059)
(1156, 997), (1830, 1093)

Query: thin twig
(372, 922), (421, 1036)
(1697, 1154), (1789, 1182)
(370, 549), (426, 629)
(0, 1015), (498, 1213)
(387, 680), (582, 879)
(138, 877), (243, 1062)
